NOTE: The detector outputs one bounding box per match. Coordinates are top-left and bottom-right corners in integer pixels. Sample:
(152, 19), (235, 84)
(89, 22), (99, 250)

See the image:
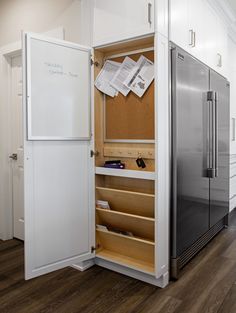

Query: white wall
(0, 0), (82, 46)
(0, 0), (93, 239)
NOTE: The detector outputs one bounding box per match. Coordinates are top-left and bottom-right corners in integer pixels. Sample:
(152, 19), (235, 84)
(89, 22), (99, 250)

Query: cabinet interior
(94, 36), (155, 171)
(94, 36), (156, 274)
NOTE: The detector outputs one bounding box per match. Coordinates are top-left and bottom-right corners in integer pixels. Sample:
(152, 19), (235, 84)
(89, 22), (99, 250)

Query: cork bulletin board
(105, 50), (155, 141)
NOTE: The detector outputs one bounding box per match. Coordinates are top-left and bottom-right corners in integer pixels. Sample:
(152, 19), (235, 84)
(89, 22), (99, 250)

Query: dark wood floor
(1, 212), (236, 313)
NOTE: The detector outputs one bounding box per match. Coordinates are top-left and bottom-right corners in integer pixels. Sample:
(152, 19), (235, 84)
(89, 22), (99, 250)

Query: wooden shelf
(97, 228), (154, 244)
(95, 167), (155, 180)
(96, 229), (154, 272)
(97, 249), (155, 274)
(96, 186), (154, 218)
(96, 186), (154, 197)
(96, 208), (154, 240)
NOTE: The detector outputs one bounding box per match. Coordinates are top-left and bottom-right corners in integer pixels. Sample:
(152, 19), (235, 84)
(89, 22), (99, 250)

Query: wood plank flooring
(1, 211), (236, 313)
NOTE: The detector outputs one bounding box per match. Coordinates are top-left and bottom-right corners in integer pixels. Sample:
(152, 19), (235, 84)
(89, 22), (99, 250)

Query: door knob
(9, 153), (17, 161)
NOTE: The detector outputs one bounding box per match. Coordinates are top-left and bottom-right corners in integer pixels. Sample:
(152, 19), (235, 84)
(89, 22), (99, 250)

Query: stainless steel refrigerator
(171, 45), (230, 279)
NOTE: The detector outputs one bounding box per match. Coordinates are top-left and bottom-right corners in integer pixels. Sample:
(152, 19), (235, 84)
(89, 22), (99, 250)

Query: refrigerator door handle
(215, 92), (218, 177)
(207, 91), (216, 178)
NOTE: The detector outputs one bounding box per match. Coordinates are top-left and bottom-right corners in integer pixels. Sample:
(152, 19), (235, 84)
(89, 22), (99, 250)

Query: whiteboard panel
(26, 34), (91, 140)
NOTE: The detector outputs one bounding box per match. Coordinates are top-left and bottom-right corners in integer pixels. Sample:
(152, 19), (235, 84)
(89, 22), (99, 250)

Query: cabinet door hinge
(91, 59), (99, 67)
(91, 247), (97, 253)
(90, 150), (99, 158)
(91, 243), (101, 253)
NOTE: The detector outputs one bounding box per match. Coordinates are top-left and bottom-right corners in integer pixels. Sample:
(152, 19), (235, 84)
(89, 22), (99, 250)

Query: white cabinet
(228, 37), (236, 155)
(199, 2), (218, 70)
(188, 0), (206, 61)
(204, 3), (228, 77)
(22, 31), (169, 288)
(169, 0), (189, 51)
(230, 157), (236, 212)
(228, 38), (236, 212)
(93, 0), (155, 46)
(216, 20), (228, 77)
(170, 0), (202, 54)
(170, 0), (228, 76)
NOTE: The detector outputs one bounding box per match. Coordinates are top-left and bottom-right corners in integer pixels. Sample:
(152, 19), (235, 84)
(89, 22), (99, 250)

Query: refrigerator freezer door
(171, 47), (210, 257)
(209, 71), (230, 227)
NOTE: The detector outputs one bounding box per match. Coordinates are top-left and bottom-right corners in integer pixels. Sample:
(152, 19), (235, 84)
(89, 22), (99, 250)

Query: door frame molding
(0, 27), (65, 241)
(0, 41), (21, 240)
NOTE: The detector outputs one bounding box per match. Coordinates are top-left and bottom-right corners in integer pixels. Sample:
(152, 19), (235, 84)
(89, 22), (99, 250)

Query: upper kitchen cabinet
(170, 0), (228, 77)
(214, 15), (228, 77)
(203, 2), (228, 77)
(93, 0), (155, 46)
(169, 0), (189, 51)
(188, 0), (206, 61)
(170, 0), (206, 57)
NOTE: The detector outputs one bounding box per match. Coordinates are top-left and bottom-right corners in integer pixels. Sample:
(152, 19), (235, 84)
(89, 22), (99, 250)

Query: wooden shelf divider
(97, 249), (155, 274)
(96, 229), (155, 273)
(95, 167), (155, 180)
(96, 208), (154, 240)
(96, 186), (155, 218)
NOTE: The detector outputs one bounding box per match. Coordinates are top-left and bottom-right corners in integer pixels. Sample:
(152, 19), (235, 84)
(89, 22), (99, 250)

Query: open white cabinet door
(23, 32), (95, 279)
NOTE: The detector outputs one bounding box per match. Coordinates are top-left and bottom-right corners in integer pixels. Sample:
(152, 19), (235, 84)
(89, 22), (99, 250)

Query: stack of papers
(94, 55), (154, 98)
(96, 224), (108, 231)
(96, 200), (110, 210)
(94, 61), (120, 98)
(125, 55), (155, 98)
(110, 57), (136, 96)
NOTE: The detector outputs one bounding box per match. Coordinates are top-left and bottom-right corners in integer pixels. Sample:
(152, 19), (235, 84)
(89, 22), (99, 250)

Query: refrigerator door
(171, 47), (210, 257)
(209, 71), (230, 227)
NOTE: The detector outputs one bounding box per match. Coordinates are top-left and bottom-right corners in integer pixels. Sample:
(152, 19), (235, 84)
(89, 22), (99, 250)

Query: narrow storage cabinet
(91, 35), (168, 285)
(22, 2), (169, 287)
(95, 175), (155, 273)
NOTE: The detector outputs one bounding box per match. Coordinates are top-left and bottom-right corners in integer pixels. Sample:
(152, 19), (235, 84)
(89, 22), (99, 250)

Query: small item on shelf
(104, 160), (121, 165)
(136, 156), (146, 169)
(121, 231), (134, 237)
(96, 200), (110, 210)
(96, 224), (108, 231)
(104, 161), (125, 169)
(109, 228), (134, 237)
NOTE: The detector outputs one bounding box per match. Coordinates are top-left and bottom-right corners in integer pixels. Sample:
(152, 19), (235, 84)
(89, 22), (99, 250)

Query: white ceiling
(222, 0), (236, 42)
(212, 0), (236, 38)
(226, 0), (236, 14)
(225, 0), (236, 20)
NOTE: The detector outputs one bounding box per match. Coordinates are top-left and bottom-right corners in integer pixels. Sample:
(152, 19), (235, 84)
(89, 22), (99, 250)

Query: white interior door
(23, 33), (95, 280)
(11, 55), (24, 241)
